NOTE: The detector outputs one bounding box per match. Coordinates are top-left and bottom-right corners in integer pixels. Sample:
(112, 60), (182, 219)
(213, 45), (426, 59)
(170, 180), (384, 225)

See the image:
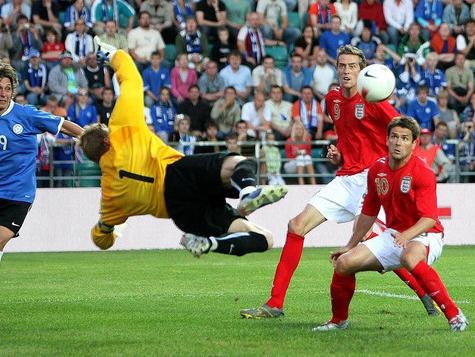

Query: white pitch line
(356, 289), (470, 304)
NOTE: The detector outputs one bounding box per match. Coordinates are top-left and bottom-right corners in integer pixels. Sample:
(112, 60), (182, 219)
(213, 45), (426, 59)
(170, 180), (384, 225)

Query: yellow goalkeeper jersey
(98, 50), (183, 226)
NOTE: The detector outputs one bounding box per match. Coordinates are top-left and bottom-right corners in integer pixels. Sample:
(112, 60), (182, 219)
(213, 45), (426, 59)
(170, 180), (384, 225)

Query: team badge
(400, 176), (412, 194)
(355, 104), (365, 119)
(333, 103), (340, 120)
(375, 177), (389, 196)
(12, 124), (23, 134)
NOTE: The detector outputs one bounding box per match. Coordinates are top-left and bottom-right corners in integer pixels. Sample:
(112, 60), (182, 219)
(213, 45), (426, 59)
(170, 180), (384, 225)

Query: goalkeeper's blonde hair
(336, 45), (367, 70)
(79, 123), (110, 163)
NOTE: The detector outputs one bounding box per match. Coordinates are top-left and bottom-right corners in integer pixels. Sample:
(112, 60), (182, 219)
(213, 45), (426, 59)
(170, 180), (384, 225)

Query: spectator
(168, 114), (196, 155)
(407, 84), (440, 131)
(11, 15), (43, 71)
(241, 90), (271, 136)
(414, 0), (443, 41)
(311, 48), (336, 101)
(14, 93), (28, 105)
(0, 18), (13, 59)
(175, 16), (209, 72)
(446, 52), (474, 112)
(358, 0), (387, 44)
(64, 0), (93, 33)
(294, 26), (320, 67)
(462, 93), (475, 123)
(142, 51), (171, 108)
(266, 85), (292, 140)
(397, 22), (430, 62)
(41, 28), (64, 71)
(283, 53), (313, 102)
(284, 120), (317, 185)
(140, 0), (175, 44)
(48, 51), (88, 108)
(456, 19), (475, 71)
(457, 121), (475, 182)
(414, 128), (452, 182)
(430, 23), (456, 69)
(67, 88), (98, 127)
(237, 12), (267, 68)
(334, 0), (358, 35)
(42, 94), (67, 117)
(373, 43), (401, 71)
(83, 52), (112, 101)
(222, 0), (251, 38)
(194, 120), (222, 154)
(96, 86), (115, 125)
(291, 85), (324, 139)
(437, 89), (460, 139)
(433, 121), (457, 162)
(235, 119), (256, 157)
(31, 0), (62, 37)
(219, 50), (252, 102)
(171, 53), (198, 103)
(52, 132), (75, 187)
(198, 60), (225, 105)
(319, 15), (351, 65)
(257, 0), (300, 47)
(308, 0), (336, 33)
(178, 84), (210, 136)
(260, 130), (285, 185)
(22, 48), (47, 105)
(65, 18), (95, 66)
(1, 0), (31, 29)
(150, 87), (176, 142)
(211, 26), (235, 71)
(97, 20), (128, 50)
(421, 52), (447, 98)
(128, 10), (166, 72)
(383, 0), (414, 46)
(397, 52), (423, 103)
(210, 85), (241, 136)
(442, 0), (470, 36)
(172, 0), (194, 31)
(351, 21), (381, 62)
(195, 0), (227, 42)
(91, 0), (135, 35)
(252, 55), (283, 96)
(224, 132), (240, 154)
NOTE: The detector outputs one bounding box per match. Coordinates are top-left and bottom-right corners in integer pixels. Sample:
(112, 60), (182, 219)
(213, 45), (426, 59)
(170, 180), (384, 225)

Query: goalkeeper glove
(91, 223), (117, 250)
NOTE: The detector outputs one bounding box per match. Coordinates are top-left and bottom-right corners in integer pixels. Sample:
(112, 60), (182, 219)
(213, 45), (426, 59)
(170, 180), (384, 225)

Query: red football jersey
(325, 87), (399, 176)
(362, 154), (444, 234)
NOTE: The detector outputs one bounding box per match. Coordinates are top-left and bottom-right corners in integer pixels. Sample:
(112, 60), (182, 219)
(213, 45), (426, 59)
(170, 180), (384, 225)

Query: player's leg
(0, 227), (14, 264)
(220, 155), (288, 216)
(313, 243), (383, 331)
(401, 239), (467, 331)
(0, 200), (31, 265)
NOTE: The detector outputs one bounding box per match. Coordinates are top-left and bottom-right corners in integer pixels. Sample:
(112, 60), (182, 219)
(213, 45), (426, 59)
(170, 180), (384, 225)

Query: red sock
(411, 261), (459, 320)
(330, 271), (356, 323)
(393, 268), (426, 299)
(266, 232), (304, 309)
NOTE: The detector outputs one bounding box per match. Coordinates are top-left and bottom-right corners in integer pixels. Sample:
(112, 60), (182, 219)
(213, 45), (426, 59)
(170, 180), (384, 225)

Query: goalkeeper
(79, 38), (287, 257)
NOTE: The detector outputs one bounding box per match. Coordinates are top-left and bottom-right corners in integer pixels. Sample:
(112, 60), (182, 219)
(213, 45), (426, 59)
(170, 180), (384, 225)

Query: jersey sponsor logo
(377, 172), (387, 177)
(355, 104), (365, 120)
(400, 176), (412, 194)
(334, 103), (340, 120)
(375, 177), (389, 195)
(12, 124), (23, 134)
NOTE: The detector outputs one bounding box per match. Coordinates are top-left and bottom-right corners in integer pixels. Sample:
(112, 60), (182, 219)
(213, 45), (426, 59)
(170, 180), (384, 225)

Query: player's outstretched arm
(91, 221), (117, 250)
(60, 119), (84, 138)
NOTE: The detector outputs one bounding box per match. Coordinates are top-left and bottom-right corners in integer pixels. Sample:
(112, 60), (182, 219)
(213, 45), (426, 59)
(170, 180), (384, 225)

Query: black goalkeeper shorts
(164, 153), (243, 237)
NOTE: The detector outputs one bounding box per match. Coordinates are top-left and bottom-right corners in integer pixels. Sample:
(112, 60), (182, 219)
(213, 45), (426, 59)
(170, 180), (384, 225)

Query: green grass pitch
(1, 246), (474, 356)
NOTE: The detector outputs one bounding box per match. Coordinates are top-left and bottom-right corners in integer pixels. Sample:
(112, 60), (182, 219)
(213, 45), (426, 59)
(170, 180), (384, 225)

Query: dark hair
(0, 62), (19, 96)
(263, 55), (274, 62)
(139, 10), (151, 18)
(205, 120), (218, 130)
(188, 84), (200, 92)
(235, 120), (247, 128)
(79, 123), (110, 163)
(291, 53), (303, 60)
(387, 116), (421, 142)
(436, 121), (448, 129)
(270, 85), (283, 93)
(417, 84), (429, 94)
(225, 132), (238, 141)
(17, 14), (28, 23)
(229, 50), (242, 59)
(225, 86), (237, 94)
(103, 86), (114, 93)
(301, 85), (313, 92)
(151, 51), (161, 58)
(160, 86), (171, 95)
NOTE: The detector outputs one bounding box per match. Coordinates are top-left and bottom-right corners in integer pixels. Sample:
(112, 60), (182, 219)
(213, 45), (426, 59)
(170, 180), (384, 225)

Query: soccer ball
(357, 64), (396, 102)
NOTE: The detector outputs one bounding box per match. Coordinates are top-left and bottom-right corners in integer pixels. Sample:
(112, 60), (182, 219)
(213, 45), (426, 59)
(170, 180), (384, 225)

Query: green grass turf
(0, 246), (474, 356)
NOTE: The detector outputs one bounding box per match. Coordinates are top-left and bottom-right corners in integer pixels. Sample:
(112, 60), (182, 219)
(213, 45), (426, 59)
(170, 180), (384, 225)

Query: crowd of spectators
(3, 0), (475, 185)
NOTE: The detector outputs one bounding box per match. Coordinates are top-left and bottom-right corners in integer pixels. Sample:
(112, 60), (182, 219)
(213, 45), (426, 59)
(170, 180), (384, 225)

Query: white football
(357, 64), (396, 102)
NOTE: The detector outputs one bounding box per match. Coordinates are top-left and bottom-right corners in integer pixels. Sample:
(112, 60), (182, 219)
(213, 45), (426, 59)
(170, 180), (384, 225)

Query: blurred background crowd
(4, 0), (475, 186)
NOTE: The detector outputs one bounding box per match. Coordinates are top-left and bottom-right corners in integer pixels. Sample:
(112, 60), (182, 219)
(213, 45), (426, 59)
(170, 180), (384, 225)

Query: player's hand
(329, 246), (351, 266)
(393, 232), (410, 248)
(91, 224), (117, 250)
(326, 144), (342, 165)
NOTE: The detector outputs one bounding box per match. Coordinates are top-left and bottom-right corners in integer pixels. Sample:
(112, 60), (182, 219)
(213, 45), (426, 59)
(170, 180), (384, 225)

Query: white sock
(0, 251), (3, 263)
(208, 237), (218, 251)
(239, 186), (257, 199)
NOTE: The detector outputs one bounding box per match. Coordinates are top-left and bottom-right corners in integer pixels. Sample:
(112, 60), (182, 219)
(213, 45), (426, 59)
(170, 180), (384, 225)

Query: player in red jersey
(240, 45), (438, 319)
(314, 116), (468, 332)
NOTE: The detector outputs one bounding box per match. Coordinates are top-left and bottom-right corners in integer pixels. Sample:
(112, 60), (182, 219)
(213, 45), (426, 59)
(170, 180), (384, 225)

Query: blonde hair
(336, 45), (367, 69)
(78, 123), (110, 163)
(291, 120), (309, 140)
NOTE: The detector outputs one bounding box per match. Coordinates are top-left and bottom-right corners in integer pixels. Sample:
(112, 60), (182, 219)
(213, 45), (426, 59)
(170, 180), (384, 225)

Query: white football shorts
(308, 170), (368, 223)
(362, 229), (444, 271)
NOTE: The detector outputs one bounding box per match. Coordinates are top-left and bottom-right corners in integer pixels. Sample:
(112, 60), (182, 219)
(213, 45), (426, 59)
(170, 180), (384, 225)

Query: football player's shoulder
(368, 156), (387, 175)
(325, 87), (342, 101)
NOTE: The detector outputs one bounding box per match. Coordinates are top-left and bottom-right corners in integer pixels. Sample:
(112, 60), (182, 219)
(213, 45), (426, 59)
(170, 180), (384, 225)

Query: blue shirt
(0, 101), (63, 203)
(53, 132), (75, 169)
(407, 98), (440, 131)
(142, 65), (171, 97)
(67, 102), (98, 127)
(151, 101), (176, 133)
(421, 69), (446, 97)
(319, 31), (350, 59)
